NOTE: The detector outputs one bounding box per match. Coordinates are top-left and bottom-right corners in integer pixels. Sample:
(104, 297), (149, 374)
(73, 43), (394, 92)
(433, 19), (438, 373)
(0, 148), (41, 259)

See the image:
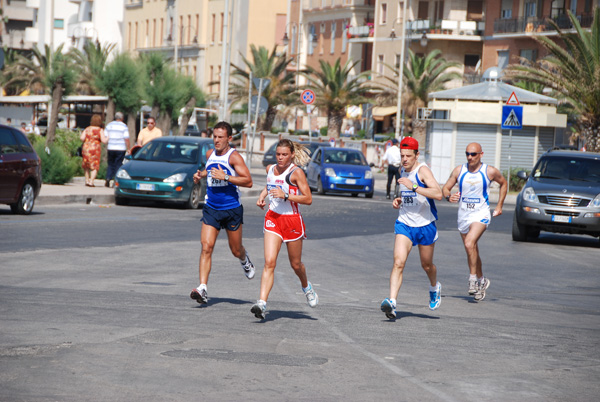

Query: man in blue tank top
(189, 122), (255, 305)
(380, 137), (444, 320)
(442, 142), (507, 302)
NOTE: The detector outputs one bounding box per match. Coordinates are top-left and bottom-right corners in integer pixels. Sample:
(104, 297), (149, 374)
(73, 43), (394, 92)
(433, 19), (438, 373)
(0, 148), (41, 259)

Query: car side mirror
(124, 154), (132, 160)
(517, 170), (529, 180)
(369, 163), (375, 167)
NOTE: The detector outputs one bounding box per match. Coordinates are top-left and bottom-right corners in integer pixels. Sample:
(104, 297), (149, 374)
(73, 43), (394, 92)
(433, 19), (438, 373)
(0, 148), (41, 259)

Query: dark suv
(513, 150), (600, 242)
(0, 125), (42, 214)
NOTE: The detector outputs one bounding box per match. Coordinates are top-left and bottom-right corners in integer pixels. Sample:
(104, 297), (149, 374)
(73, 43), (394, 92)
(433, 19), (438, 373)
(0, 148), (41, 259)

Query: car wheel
(317, 176), (325, 195)
(365, 190), (374, 199)
(115, 197), (129, 206)
(10, 182), (35, 215)
(186, 183), (201, 209)
(512, 213), (529, 241)
(351, 193), (358, 197)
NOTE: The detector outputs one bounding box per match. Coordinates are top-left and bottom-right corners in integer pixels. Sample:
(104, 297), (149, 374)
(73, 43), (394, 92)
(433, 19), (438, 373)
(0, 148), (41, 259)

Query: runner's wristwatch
(412, 183), (418, 192)
(224, 174), (230, 182)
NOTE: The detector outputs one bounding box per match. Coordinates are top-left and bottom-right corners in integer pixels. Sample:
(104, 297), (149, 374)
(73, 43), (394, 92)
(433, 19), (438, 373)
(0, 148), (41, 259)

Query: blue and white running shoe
(380, 298), (396, 319)
(429, 282), (441, 310)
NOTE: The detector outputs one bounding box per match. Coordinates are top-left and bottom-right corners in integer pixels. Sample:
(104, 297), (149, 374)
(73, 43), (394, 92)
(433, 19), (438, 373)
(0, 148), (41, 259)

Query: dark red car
(0, 124), (42, 214)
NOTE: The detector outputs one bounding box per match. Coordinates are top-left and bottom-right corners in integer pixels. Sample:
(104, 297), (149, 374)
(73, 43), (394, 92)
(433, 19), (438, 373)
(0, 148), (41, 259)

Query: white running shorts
(457, 209), (491, 234)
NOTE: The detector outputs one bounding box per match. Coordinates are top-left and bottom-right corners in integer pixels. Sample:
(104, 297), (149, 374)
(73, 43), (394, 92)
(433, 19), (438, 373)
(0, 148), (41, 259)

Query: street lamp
(389, 7), (428, 138)
(70, 26), (98, 49)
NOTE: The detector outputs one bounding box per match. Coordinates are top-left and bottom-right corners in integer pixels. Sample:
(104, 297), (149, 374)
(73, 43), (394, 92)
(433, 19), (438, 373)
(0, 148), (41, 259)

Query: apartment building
(124, 0), (287, 97)
(21, 0), (124, 53)
(482, 0), (599, 71)
(1, 0), (34, 51)
(285, 0), (374, 77)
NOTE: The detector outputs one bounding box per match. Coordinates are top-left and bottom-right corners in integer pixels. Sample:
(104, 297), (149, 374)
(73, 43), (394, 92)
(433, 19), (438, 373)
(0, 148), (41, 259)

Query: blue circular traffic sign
(301, 89), (315, 105)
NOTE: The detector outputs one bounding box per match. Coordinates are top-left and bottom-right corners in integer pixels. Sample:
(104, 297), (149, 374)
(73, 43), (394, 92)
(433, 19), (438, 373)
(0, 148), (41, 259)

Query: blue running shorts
(202, 205), (244, 231)
(394, 220), (438, 246)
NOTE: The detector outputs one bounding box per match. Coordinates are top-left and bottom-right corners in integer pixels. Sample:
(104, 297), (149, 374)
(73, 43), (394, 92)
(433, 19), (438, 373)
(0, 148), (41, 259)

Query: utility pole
(218, 0), (231, 121)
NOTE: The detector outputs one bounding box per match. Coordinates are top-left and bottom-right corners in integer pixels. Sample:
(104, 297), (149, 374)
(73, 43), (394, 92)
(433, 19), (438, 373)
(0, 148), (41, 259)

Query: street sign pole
(246, 71), (253, 163)
(250, 79), (268, 168)
(508, 129), (512, 192)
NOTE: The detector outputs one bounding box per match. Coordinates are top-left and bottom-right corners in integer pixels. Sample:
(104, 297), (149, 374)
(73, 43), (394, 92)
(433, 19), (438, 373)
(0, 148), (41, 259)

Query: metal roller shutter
(500, 127), (536, 172)
(538, 127), (555, 156)
(456, 124), (497, 166)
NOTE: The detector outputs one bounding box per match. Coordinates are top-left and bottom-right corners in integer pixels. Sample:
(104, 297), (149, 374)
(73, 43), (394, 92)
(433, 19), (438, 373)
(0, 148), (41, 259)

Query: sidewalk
(37, 165), (516, 206)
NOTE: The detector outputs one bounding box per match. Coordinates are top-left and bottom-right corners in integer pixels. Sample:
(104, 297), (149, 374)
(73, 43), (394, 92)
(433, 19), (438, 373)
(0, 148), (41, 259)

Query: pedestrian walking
(382, 138), (401, 199)
(442, 142), (507, 301)
(79, 114), (107, 187)
(380, 137), (443, 320)
(190, 121), (255, 305)
(251, 139), (318, 320)
(104, 112), (130, 187)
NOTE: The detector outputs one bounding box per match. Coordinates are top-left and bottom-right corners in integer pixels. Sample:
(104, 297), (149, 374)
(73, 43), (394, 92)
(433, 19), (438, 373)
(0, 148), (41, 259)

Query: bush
(503, 167), (528, 193)
(34, 142), (79, 184)
(319, 127), (328, 136)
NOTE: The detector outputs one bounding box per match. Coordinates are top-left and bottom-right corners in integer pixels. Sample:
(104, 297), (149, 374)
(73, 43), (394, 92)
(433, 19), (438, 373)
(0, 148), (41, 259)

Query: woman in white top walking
(251, 139), (318, 320)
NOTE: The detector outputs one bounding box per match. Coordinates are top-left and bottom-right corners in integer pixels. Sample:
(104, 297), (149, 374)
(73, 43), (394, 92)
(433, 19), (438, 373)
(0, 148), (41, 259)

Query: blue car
(306, 147), (374, 198)
(114, 137), (214, 208)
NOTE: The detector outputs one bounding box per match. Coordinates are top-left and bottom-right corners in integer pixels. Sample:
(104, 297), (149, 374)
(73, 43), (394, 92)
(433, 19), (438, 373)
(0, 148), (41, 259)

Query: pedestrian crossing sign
(502, 105), (523, 129)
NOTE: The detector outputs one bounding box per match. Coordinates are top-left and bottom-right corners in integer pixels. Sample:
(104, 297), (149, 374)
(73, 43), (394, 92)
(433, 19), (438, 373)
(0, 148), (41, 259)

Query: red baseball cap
(400, 136), (419, 151)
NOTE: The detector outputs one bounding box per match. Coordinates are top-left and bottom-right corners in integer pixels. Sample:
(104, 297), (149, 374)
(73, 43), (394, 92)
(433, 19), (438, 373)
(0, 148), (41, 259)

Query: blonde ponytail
(276, 139), (313, 167)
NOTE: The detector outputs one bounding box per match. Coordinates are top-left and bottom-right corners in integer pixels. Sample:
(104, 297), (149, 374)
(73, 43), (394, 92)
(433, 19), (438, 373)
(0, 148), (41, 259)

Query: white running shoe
(241, 252), (255, 279)
(468, 278), (478, 295)
(474, 278), (490, 301)
(251, 300), (266, 320)
(304, 282), (318, 307)
(190, 287), (208, 304)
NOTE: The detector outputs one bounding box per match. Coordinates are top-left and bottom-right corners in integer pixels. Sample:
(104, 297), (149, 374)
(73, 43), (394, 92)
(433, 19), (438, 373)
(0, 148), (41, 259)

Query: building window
(160, 18), (164, 46)
(395, 53), (401, 70)
(497, 50), (509, 70)
(501, 0), (512, 19)
(377, 54), (384, 75)
(211, 14), (215, 43)
(220, 13), (224, 43)
(380, 3), (387, 25)
(524, 1), (537, 18)
(210, 66), (214, 93)
(153, 19), (156, 47)
(320, 23), (325, 55)
(520, 49), (537, 63)
(308, 24), (315, 55)
(54, 19), (64, 29)
(331, 22), (336, 54)
(342, 20), (348, 53)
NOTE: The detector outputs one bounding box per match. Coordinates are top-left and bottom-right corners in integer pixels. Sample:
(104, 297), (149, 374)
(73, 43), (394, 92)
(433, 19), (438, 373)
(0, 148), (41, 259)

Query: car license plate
(346, 179), (356, 184)
(136, 183), (155, 191)
(552, 215), (571, 223)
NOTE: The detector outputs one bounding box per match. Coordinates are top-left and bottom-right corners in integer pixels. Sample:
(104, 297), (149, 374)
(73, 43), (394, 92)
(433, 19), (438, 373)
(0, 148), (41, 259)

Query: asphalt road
(1, 195), (599, 401)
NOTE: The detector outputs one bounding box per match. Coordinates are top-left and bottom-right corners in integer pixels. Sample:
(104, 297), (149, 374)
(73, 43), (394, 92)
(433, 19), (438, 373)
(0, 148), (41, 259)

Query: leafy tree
(229, 45), (296, 131)
(177, 75), (206, 136)
(377, 49), (460, 135)
(140, 53), (191, 135)
(96, 52), (143, 138)
(507, 9), (600, 152)
(301, 58), (373, 138)
(0, 48), (28, 96)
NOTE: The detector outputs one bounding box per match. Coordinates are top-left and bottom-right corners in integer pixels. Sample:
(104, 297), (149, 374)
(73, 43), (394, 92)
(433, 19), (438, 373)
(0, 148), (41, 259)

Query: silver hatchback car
(513, 150), (600, 243)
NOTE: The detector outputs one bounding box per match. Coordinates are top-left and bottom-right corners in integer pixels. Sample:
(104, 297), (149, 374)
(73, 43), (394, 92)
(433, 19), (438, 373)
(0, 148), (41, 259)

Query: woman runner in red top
(251, 139), (318, 320)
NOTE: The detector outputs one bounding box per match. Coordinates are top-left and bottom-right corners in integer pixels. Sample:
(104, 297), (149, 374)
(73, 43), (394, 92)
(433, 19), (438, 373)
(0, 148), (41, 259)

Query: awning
(372, 106), (397, 121)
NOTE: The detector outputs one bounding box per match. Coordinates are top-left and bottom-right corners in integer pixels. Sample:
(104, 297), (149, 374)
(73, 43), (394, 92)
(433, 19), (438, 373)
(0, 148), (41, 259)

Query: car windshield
(533, 156), (600, 183)
(323, 150), (366, 165)
(134, 141), (201, 164)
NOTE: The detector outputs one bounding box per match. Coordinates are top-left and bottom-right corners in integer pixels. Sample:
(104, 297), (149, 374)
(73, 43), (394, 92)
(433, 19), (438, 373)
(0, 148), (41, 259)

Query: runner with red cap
(380, 136), (444, 319)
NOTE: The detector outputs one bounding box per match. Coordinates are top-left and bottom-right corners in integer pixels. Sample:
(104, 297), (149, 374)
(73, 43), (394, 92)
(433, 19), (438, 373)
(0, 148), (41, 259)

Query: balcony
(304, 0), (373, 10)
(125, 0), (143, 9)
(494, 13), (593, 35)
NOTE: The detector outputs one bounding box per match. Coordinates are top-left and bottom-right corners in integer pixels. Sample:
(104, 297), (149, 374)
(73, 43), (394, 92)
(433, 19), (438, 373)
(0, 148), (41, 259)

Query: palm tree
(302, 58), (374, 138)
(7, 44), (76, 145)
(0, 48), (28, 96)
(229, 45), (296, 131)
(70, 41), (116, 96)
(507, 9), (600, 152)
(377, 49), (461, 135)
(177, 75), (206, 136)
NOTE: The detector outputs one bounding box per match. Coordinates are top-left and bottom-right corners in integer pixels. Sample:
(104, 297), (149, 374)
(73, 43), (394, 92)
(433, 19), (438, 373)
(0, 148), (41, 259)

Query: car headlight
(365, 170), (373, 179)
(324, 168), (336, 177)
(591, 194), (600, 208)
(523, 187), (538, 202)
(116, 169), (131, 180)
(164, 173), (187, 183)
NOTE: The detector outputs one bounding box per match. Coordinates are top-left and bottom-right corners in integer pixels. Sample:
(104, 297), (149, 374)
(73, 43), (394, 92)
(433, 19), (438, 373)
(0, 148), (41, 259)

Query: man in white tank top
(380, 137), (443, 320)
(442, 142), (507, 302)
